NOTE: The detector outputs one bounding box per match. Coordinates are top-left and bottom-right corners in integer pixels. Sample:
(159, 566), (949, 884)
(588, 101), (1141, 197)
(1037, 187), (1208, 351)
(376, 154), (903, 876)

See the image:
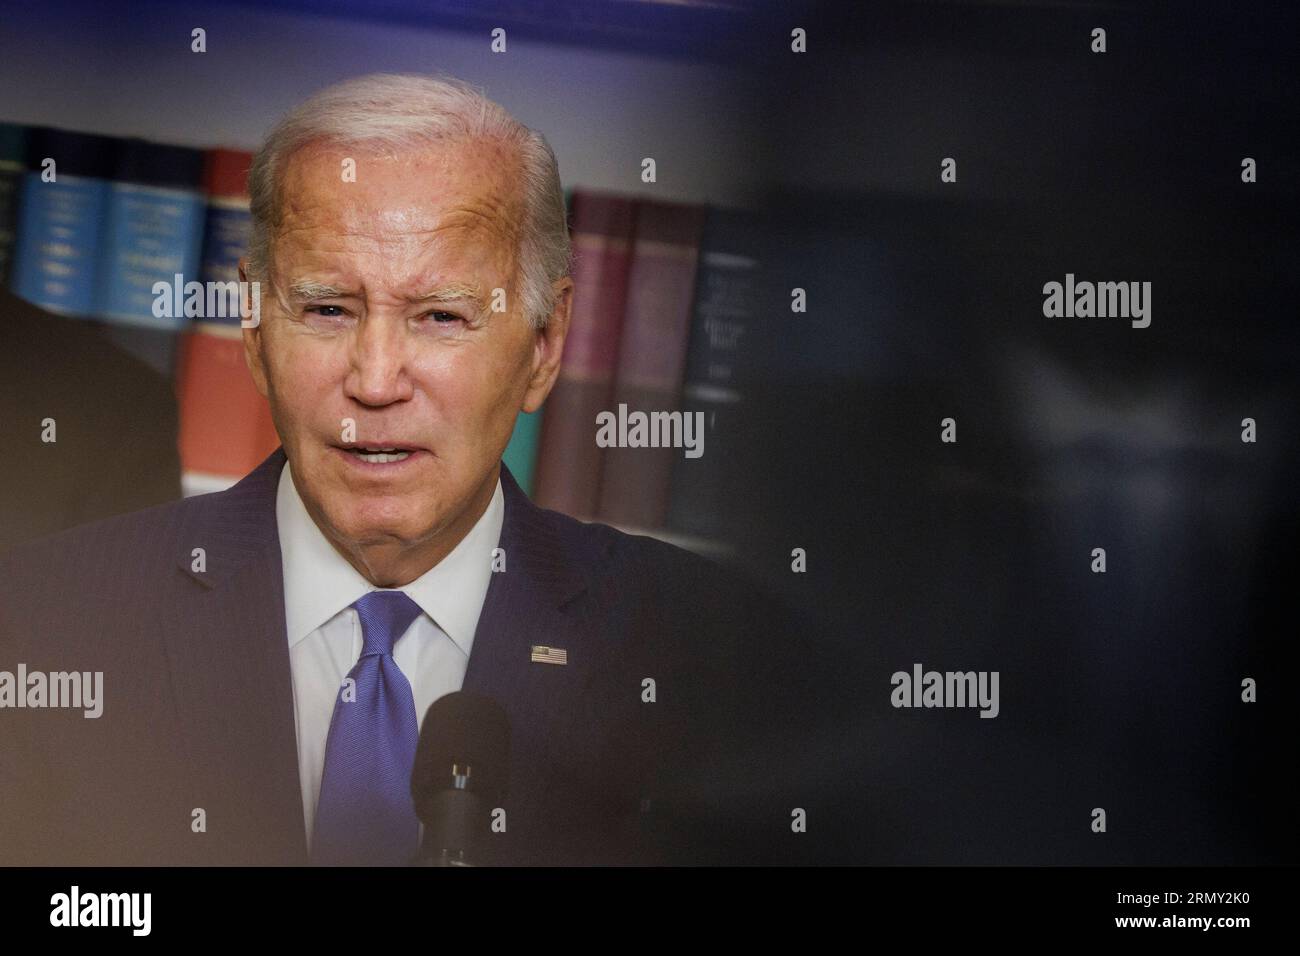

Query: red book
(596, 200), (706, 529)
(175, 326), (280, 491)
(175, 149), (278, 493)
(534, 191), (638, 518)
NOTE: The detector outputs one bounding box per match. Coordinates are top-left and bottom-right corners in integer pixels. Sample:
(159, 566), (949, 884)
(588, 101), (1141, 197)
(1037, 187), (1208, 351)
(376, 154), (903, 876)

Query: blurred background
(0, 0), (1295, 864)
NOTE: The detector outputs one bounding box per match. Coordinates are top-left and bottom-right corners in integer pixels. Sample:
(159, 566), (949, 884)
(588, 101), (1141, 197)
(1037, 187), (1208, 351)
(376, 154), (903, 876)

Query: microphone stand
(410, 763), (481, 867)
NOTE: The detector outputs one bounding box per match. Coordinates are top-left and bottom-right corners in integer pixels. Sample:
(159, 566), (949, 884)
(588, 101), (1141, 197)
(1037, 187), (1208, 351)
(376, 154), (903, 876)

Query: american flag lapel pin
(530, 645), (568, 665)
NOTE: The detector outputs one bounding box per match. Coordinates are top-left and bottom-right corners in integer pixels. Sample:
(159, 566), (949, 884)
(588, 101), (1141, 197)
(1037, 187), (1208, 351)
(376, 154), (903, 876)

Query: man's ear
(238, 258), (270, 399)
(521, 276), (573, 414)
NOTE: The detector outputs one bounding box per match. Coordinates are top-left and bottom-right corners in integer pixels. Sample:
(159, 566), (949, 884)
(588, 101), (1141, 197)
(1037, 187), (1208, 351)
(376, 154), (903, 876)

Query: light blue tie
(311, 590), (424, 866)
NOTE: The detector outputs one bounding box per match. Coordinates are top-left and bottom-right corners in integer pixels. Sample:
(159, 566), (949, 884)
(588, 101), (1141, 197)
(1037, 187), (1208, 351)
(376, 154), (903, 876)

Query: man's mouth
(335, 442), (424, 465)
(350, 449), (411, 463)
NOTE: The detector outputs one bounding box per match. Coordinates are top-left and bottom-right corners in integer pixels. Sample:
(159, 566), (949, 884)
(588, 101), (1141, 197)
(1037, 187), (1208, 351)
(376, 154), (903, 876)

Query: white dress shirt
(275, 460), (504, 847)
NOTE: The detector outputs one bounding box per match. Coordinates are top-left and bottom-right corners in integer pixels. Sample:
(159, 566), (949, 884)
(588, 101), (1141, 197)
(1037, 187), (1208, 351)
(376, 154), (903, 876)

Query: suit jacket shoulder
(0, 467), (267, 655)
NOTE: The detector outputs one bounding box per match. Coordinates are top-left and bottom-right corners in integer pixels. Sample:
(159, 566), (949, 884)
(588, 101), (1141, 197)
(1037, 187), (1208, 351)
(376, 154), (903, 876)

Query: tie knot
(352, 590), (423, 657)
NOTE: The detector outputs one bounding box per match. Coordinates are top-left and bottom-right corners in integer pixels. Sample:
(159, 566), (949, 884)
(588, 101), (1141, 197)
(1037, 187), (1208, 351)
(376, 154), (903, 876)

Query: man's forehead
(277, 138), (524, 244)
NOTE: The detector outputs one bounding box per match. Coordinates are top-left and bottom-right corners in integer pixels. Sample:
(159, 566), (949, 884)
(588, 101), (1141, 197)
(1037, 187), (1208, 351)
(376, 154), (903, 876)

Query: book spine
(11, 173), (111, 317)
(198, 149), (254, 326)
(595, 199), (706, 529)
(176, 324), (279, 485)
(502, 408), (544, 497)
(176, 149), (277, 487)
(96, 141), (206, 330)
(533, 191), (638, 517)
(666, 209), (762, 540)
(0, 124), (27, 285)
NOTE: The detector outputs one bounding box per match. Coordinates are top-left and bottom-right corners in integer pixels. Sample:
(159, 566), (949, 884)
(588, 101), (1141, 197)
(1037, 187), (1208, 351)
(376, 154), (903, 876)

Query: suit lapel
(462, 464), (611, 858)
(462, 463), (598, 709)
(462, 463), (589, 700)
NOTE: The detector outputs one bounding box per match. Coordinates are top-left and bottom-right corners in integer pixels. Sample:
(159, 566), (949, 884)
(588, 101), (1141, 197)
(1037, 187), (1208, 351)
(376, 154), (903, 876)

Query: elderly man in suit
(0, 73), (830, 867)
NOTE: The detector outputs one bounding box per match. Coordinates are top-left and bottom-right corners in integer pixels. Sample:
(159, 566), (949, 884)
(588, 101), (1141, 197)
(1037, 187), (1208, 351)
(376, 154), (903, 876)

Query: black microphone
(409, 691), (510, 866)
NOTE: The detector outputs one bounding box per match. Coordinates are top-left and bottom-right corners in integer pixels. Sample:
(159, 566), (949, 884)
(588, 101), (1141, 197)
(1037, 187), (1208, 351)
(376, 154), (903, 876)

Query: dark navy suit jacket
(0, 448), (827, 866)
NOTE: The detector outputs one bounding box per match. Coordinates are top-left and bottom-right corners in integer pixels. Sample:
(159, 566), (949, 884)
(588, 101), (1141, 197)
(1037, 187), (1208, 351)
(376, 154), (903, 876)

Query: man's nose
(345, 316), (413, 406)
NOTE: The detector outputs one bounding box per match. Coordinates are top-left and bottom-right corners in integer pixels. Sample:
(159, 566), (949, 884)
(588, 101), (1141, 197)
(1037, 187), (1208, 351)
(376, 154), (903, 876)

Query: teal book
(502, 188), (569, 498)
(502, 408), (544, 497)
(501, 188), (569, 502)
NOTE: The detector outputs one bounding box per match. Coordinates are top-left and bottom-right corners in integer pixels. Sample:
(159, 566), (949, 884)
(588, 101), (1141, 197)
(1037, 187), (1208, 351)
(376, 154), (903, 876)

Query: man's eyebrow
(286, 280), (351, 301)
(282, 280), (489, 314)
(414, 283), (486, 306)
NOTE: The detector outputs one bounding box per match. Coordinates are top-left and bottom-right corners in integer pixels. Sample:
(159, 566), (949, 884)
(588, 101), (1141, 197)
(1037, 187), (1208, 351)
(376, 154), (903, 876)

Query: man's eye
(306, 305), (346, 317)
(426, 311), (462, 323)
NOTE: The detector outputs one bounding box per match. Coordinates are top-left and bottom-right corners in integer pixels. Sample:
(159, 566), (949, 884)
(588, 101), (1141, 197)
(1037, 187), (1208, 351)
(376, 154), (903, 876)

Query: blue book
(96, 139), (206, 330)
(10, 128), (117, 317)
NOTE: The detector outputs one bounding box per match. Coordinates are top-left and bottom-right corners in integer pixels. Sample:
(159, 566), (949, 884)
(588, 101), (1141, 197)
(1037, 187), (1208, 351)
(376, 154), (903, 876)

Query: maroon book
(596, 200), (707, 529)
(534, 191), (638, 518)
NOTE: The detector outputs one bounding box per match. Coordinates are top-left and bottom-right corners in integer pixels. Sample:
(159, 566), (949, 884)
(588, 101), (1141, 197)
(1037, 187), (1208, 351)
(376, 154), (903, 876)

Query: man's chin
(329, 514), (439, 550)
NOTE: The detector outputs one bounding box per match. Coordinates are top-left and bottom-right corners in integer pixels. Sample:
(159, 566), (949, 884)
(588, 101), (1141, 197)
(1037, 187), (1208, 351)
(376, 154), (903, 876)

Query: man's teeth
(348, 448), (412, 463)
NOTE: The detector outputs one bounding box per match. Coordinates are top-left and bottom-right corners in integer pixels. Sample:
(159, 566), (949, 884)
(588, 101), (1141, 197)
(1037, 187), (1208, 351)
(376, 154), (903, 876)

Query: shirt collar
(276, 459), (504, 656)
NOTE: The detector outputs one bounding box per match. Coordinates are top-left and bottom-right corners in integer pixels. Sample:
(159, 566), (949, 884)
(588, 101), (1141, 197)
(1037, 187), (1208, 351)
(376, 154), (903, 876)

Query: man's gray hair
(246, 72), (571, 328)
